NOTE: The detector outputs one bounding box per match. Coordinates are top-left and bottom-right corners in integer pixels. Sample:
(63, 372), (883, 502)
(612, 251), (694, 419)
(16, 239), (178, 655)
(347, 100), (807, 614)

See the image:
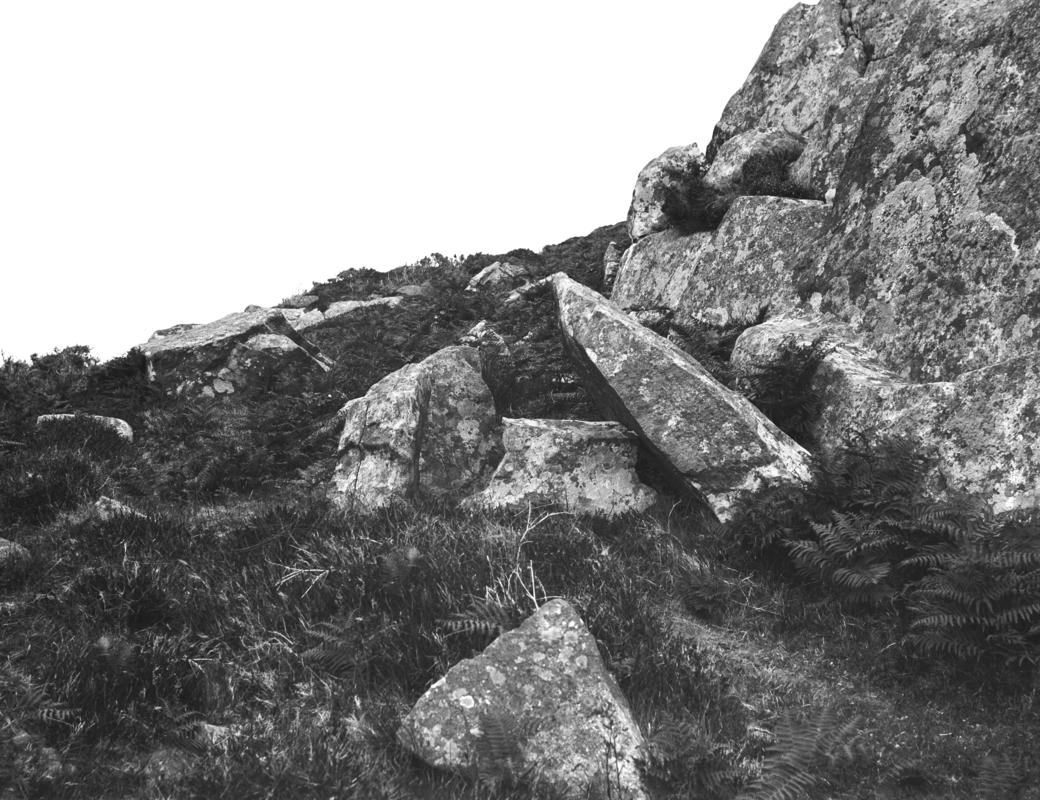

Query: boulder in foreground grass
(329, 346), (500, 511)
(553, 273), (811, 521)
(37, 413), (134, 442)
(468, 418), (656, 516)
(398, 599), (648, 799)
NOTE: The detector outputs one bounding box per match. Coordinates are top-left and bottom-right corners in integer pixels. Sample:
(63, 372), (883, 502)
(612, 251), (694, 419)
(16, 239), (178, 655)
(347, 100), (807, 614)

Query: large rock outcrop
(625, 0), (1040, 382)
(329, 346), (500, 511)
(398, 599), (648, 799)
(467, 418), (657, 516)
(614, 0), (1040, 511)
(553, 274), (810, 522)
(733, 314), (1040, 512)
(140, 309), (332, 397)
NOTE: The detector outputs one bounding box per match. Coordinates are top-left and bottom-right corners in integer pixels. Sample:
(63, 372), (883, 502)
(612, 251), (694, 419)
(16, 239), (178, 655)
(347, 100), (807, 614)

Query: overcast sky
(1, 1), (809, 362)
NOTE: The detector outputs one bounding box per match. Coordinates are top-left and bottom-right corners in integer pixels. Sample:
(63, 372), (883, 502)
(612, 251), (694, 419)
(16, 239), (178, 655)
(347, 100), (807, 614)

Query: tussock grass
(2, 229), (1038, 798)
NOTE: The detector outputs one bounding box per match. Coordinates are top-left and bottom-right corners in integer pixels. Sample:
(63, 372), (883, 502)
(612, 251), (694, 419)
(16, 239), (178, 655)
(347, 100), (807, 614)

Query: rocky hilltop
(618, 0), (1040, 513)
(2, 2), (1039, 798)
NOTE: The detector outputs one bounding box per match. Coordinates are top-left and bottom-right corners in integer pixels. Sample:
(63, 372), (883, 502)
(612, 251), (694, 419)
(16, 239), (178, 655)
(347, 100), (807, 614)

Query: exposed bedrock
(733, 314), (1040, 512)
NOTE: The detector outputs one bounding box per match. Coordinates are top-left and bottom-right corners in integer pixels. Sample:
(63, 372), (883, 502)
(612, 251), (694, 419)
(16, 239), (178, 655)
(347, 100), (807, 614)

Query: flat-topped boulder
(140, 308), (332, 397)
(398, 599), (648, 799)
(553, 274), (811, 521)
(329, 346), (500, 511)
(467, 418), (656, 516)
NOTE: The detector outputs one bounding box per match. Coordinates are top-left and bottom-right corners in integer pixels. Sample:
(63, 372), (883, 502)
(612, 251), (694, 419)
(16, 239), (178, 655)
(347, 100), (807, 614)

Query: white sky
(0, 1), (809, 362)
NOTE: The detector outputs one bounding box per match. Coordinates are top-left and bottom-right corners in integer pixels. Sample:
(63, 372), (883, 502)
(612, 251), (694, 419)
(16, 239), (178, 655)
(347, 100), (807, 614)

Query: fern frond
(739, 706), (863, 800)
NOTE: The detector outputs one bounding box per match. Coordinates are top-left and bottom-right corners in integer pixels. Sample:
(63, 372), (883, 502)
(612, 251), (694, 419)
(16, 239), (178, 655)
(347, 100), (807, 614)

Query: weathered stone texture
(140, 309), (332, 397)
(329, 346), (500, 511)
(553, 274), (810, 521)
(613, 196), (827, 329)
(705, 0), (1040, 380)
(398, 599), (648, 800)
(733, 315), (1040, 512)
(468, 418), (657, 516)
(703, 127), (806, 194)
(626, 143), (703, 241)
(466, 261), (531, 293)
(602, 241), (622, 292)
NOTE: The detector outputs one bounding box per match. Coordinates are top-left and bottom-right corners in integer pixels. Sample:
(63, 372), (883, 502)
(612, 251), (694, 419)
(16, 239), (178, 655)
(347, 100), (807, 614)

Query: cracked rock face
(733, 314), (1040, 512)
(140, 309), (332, 398)
(613, 0), (1040, 513)
(397, 599), (648, 800)
(553, 274), (811, 522)
(613, 196), (827, 330)
(467, 418), (657, 516)
(703, 0), (1040, 381)
(329, 346), (500, 511)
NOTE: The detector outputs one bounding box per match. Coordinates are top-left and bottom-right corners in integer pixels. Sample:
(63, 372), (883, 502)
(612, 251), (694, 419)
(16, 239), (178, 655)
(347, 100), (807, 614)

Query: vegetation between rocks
(1, 228), (1037, 799)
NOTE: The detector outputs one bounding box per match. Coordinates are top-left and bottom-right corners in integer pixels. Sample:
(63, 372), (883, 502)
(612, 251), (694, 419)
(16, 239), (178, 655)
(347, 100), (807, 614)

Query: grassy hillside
(1, 224), (1038, 799)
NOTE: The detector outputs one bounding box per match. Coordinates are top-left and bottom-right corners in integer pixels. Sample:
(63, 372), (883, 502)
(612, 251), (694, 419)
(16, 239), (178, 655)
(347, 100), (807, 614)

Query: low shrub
(728, 436), (1040, 666)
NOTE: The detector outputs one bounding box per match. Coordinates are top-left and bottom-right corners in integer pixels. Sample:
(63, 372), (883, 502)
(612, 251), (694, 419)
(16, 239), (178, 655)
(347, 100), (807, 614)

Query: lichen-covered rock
(329, 346), (500, 511)
(36, 413), (134, 442)
(703, 127), (806, 194)
(324, 295), (403, 322)
(626, 143), (704, 241)
(732, 314), (955, 457)
(277, 307), (326, 331)
(468, 418), (656, 516)
(732, 314), (1040, 512)
(703, 0), (1040, 381)
(139, 308), (332, 397)
(553, 274), (811, 521)
(612, 196), (827, 329)
(602, 241), (622, 292)
(398, 599), (648, 800)
(466, 261), (530, 293)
